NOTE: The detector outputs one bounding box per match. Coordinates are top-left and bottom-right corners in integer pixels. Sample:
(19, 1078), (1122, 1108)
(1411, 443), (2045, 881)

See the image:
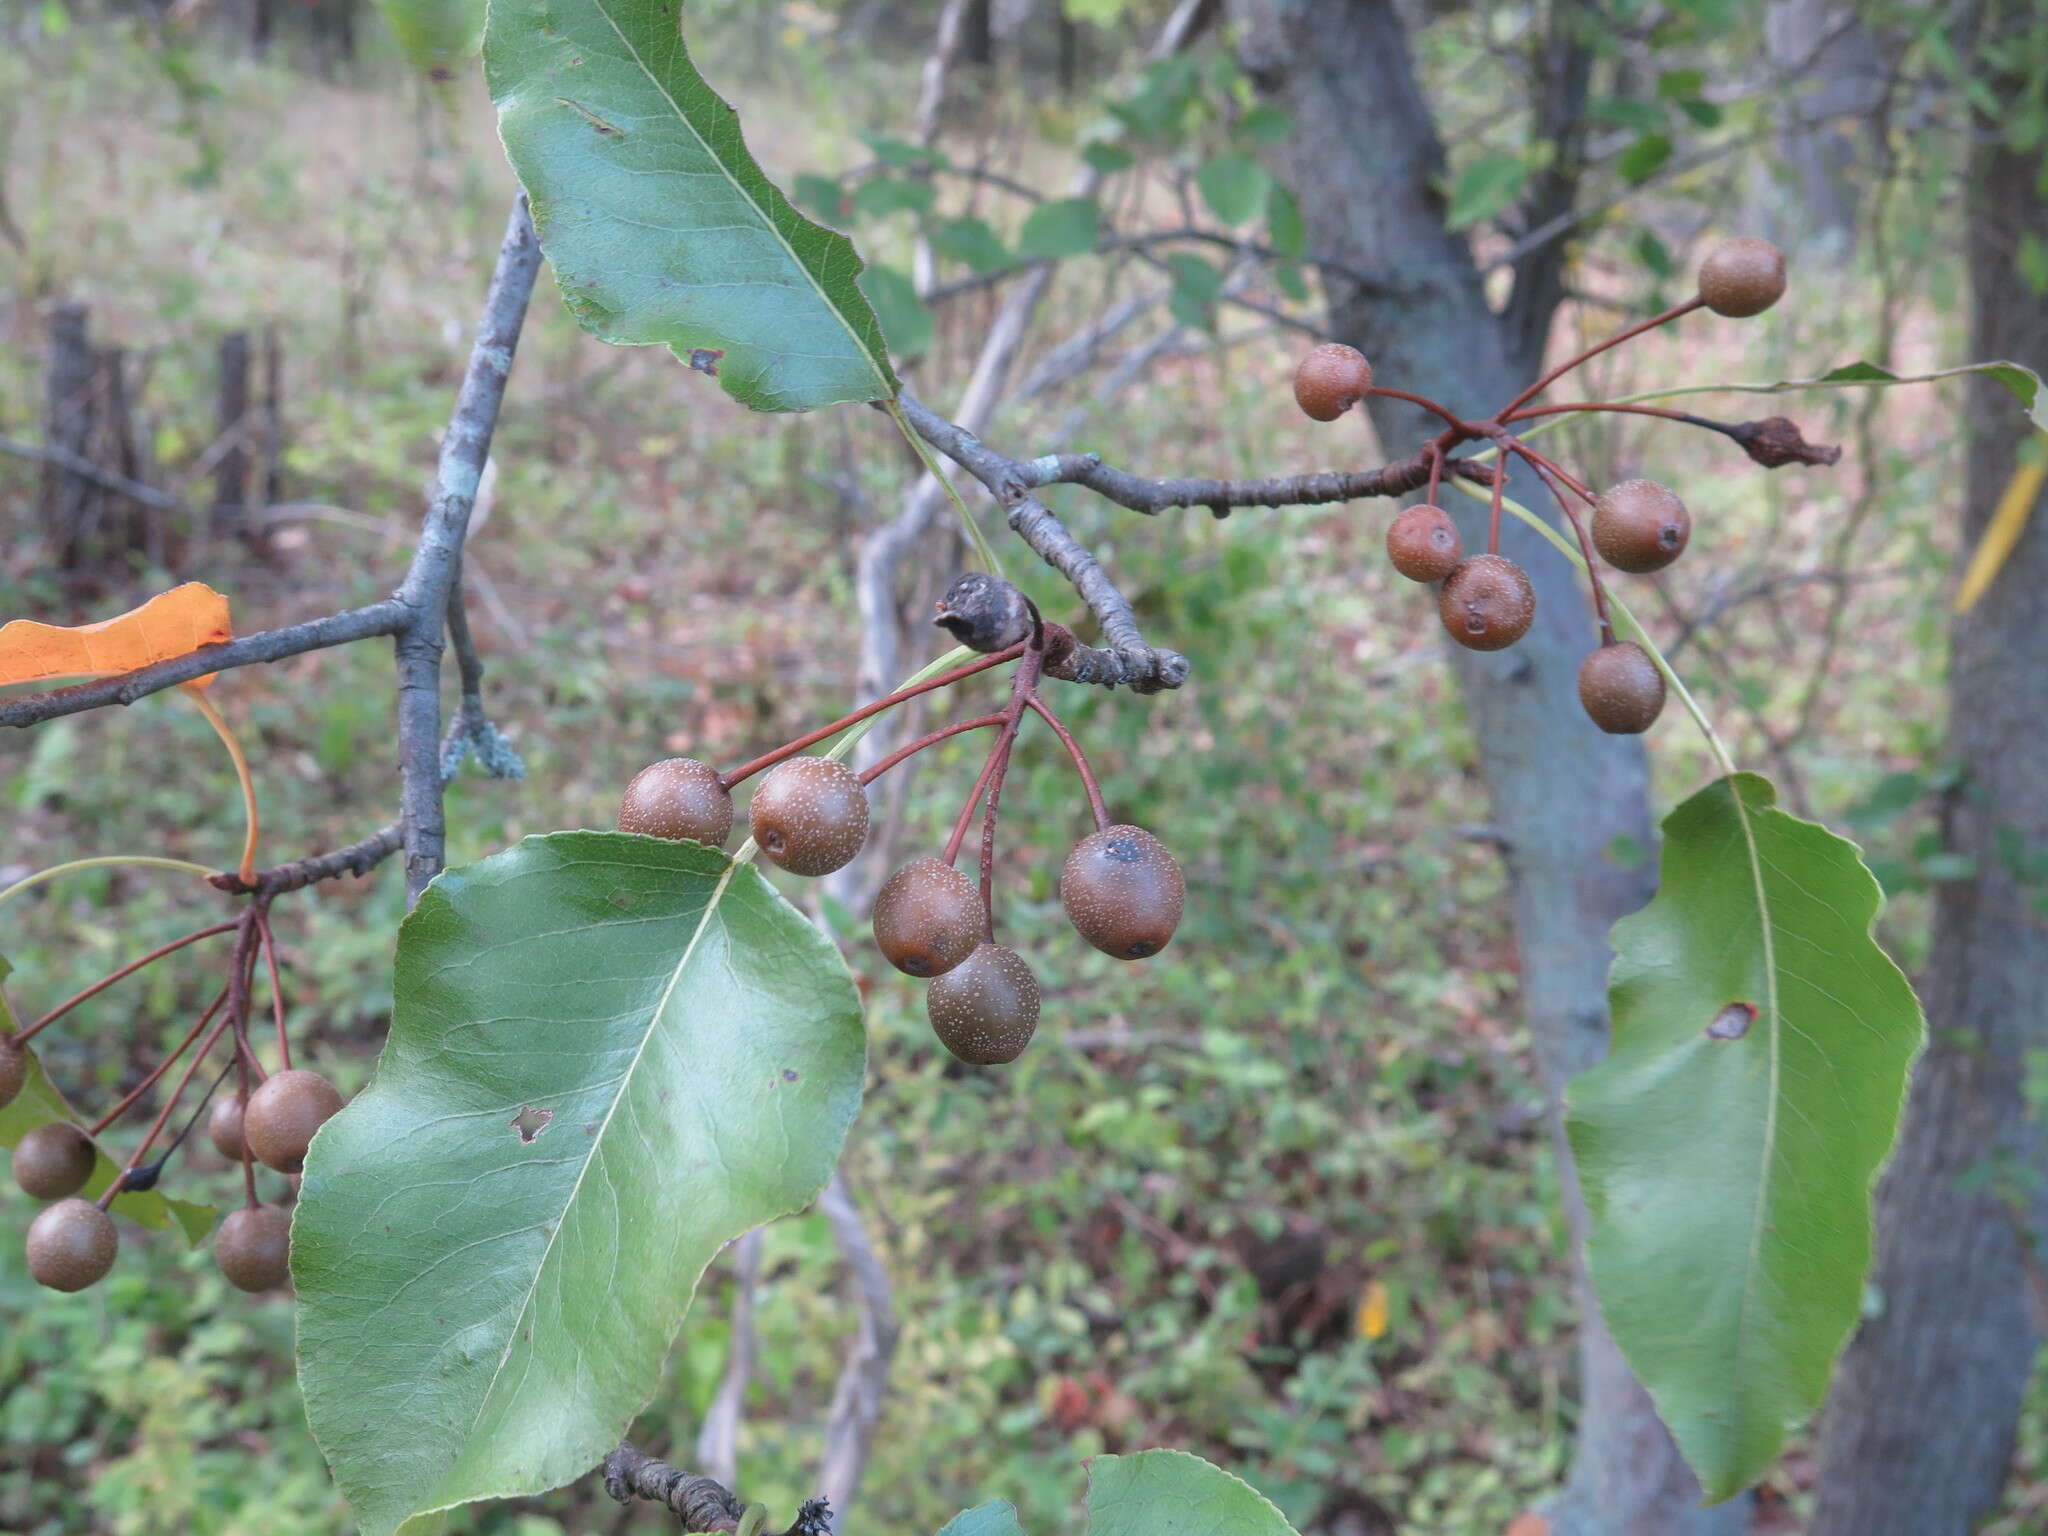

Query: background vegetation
(0, 2), (2034, 1532)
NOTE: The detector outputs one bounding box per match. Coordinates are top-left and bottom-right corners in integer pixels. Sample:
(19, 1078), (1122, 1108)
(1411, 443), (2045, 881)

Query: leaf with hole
(1568, 773), (1923, 1501)
(293, 833), (864, 1536)
(484, 0), (896, 410)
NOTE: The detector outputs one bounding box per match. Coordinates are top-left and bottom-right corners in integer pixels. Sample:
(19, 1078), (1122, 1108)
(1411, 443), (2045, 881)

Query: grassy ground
(0, 9), (2031, 1535)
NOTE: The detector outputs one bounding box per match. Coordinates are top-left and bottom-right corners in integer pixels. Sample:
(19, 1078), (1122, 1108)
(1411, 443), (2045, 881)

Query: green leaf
(1018, 198), (1102, 259)
(1616, 132), (1674, 184)
(369, 0), (485, 79)
(931, 215), (1012, 275)
(1272, 261), (1309, 302)
(294, 833), (865, 1536)
(793, 173), (848, 223)
(1082, 141), (1136, 175)
(1265, 183), (1305, 260)
(1195, 153), (1271, 226)
(1236, 102), (1294, 145)
(863, 132), (945, 170)
(484, 0), (897, 410)
(1444, 153), (1528, 231)
(1088, 1450), (1296, 1536)
(851, 176), (936, 220)
(1165, 253), (1223, 331)
(859, 265), (934, 358)
(1569, 774), (1924, 1501)
(937, 1503), (1028, 1536)
(0, 962), (213, 1244)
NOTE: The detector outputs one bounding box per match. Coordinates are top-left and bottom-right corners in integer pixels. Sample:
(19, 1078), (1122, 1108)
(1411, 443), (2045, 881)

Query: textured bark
(1227, 4), (1743, 1531)
(40, 300), (96, 570)
(1809, 75), (2048, 1536)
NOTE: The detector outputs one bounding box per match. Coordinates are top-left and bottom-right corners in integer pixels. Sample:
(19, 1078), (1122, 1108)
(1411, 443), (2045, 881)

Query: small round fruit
(0, 1036), (24, 1112)
(1578, 642), (1667, 734)
(749, 757), (870, 877)
(1292, 343), (1374, 422)
(1386, 504), (1463, 583)
(1697, 237), (1787, 318)
(1593, 479), (1690, 573)
(13, 1122), (97, 1201)
(215, 1203), (293, 1292)
(873, 858), (983, 978)
(1061, 826), (1186, 960)
(26, 1198), (117, 1292)
(243, 1069), (344, 1174)
(1438, 555), (1536, 651)
(618, 758), (733, 847)
(209, 1095), (248, 1162)
(927, 943), (1040, 1065)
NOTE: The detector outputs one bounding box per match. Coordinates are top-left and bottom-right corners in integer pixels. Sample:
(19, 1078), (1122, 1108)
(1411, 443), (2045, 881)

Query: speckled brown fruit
(1438, 555), (1536, 651)
(215, 1203), (293, 1292)
(26, 1198), (117, 1292)
(1697, 237), (1786, 318)
(1386, 504), (1463, 583)
(0, 1036), (24, 1113)
(1060, 826), (1186, 960)
(13, 1122), (97, 1201)
(1578, 642), (1667, 734)
(618, 758), (734, 847)
(1593, 479), (1690, 573)
(749, 757), (870, 877)
(243, 1069), (344, 1174)
(872, 858), (983, 978)
(209, 1094), (248, 1161)
(1292, 343), (1374, 422)
(927, 944), (1040, 1065)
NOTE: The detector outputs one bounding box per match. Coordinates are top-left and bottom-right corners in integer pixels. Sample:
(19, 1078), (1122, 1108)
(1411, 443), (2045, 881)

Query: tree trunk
(1809, 64), (2048, 1536)
(41, 300), (96, 572)
(1227, 4), (1744, 1531)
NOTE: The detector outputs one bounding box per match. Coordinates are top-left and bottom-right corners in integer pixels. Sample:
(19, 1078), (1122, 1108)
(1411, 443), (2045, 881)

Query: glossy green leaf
(294, 833), (865, 1536)
(1195, 153), (1270, 227)
(1444, 153), (1528, 230)
(1087, 1450), (1297, 1536)
(484, 0), (897, 410)
(1569, 773), (1924, 1502)
(369, 0), (485, 79)
(1019, 197), (1102, 259)
(0, 958), (213, 1244)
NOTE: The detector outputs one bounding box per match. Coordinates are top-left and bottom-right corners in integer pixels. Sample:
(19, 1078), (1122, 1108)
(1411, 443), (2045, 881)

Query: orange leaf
(0, 583), (234, 689)
(1355, 1278), (1390, 1341)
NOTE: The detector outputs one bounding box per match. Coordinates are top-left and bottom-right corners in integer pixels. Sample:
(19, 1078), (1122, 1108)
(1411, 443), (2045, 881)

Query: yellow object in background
(1955, 430), (2048, 614)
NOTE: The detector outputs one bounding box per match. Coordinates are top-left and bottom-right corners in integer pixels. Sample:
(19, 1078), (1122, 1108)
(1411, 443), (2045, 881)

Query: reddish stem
(973, 648), (1046, 939)
(1487, 455), (1506, 555)
(1508, 439), (1596, 501)
(720, 644), (1024, 789)
(256, 911), (291, 1071)
(19, 920), (240, 1045)
(99, 1009), (234, 1208)
(1501, 400), (1733, 432)
(89, 982), (231, 1135)
(1363, 386), (1478, 438)
(1508, 441), (1615, 646)
(1425, 442), (1444, 508)
(1498, 298), (1704, 418)
(943, 735), (1008, 868)
(858, 713), (1004, 787)
(237, 1055), (257, 1206)
(1024, 695), (1109, 833)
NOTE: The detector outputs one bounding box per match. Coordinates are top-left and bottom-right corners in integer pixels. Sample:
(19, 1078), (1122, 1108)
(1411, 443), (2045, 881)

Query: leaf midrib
(1727, 775), (1780, 1473)
(584, 0), (885, 395)
(432, 853), (742, 1513)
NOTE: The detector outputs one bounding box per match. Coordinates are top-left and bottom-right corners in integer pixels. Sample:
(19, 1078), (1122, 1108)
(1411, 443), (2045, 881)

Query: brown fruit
(1292, 343), (1374, 422)
(1592, 479), (1690, 573)
(26, 1198), (118, 1292)
(1438, 555), (1536, 651)
(1578, 642), (1667, 734)
(927, 943), (1040, 1065)
(0, 1036), (24, 1112)
(749, 757), (870, 877)
(209, 1094), (248, 1162)
(1060, 826), (1186, 960)
(872, 858), (983, 978)
(243, 1069), (344, 1174)
(215, 1203), (293, 1292)
(1697, 237), (1787, 318)
(618, 758), (734, 847)
(1386, 503), (1463, 583)
(13, 1122), (97, 1201)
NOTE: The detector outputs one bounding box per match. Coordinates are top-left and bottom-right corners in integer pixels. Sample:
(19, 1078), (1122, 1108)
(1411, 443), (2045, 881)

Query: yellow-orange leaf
(1356, 1278), (1390, 1341)
(0, 583), (233, 688)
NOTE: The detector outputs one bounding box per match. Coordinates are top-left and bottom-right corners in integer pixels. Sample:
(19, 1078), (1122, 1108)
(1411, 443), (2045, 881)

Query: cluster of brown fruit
(2, 1027), (344, 1294)
(615, 587), (1184, 1066)
(1292, 237), (1788, 737)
